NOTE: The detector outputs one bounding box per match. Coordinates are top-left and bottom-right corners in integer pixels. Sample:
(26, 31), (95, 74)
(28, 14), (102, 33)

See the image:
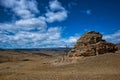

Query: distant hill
(0, 47), (72, 54)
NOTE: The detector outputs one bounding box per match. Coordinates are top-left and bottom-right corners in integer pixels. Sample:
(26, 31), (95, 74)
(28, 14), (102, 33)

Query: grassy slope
(0, 51), (120, 80)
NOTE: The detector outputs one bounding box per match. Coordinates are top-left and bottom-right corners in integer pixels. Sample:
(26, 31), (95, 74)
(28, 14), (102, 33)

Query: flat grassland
(0, 50), (120, 80)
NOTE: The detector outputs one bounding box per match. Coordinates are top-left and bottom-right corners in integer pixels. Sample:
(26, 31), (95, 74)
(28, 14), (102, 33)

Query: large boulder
(68, 31), (117, 57)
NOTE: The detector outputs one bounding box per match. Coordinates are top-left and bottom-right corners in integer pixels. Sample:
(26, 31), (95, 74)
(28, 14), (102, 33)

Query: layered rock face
(68, 31), (117, 57)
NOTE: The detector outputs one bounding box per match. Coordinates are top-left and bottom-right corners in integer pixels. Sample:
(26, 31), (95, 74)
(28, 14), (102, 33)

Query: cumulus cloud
(103, 30), (120, 43)
(0, 23), (78, 48)
(45, 0), (68, 23)
(49, 0), (64, 11)
(0, 0), (77, 48)
(15, 17), (46, 32)
(0, 0), (39, 19)
(45, 11), (67, 23)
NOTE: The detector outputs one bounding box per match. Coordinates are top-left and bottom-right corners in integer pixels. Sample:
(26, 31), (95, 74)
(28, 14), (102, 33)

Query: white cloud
(45, 11), (67, 23)
(103, 30), (120, 43)
(49, 0), (64, 11)
(45, 0), (68, 23)
(0, 0), (78, 48)
(15, 17), (46, 31)
(1, 0), (39, 19)
(1, 0), (68, 22)
(26, 0), (39, 13)
(65, 36), (79, 44)
(0, 22), (79, 48)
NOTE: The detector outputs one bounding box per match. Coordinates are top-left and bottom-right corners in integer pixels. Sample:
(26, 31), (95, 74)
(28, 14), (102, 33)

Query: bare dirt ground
(0, 50), (120, 80)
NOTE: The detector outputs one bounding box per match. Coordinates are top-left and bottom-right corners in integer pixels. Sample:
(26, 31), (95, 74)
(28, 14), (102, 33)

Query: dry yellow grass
(0, 51), (120, 80)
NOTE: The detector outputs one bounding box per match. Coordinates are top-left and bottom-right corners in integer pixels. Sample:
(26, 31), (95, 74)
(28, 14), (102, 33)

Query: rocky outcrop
(68, 31), (117, 57)
(116, 43), (120, 50)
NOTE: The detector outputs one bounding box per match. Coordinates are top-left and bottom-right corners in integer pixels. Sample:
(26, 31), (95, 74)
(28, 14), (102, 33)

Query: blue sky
(0, 0), (120, 48)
